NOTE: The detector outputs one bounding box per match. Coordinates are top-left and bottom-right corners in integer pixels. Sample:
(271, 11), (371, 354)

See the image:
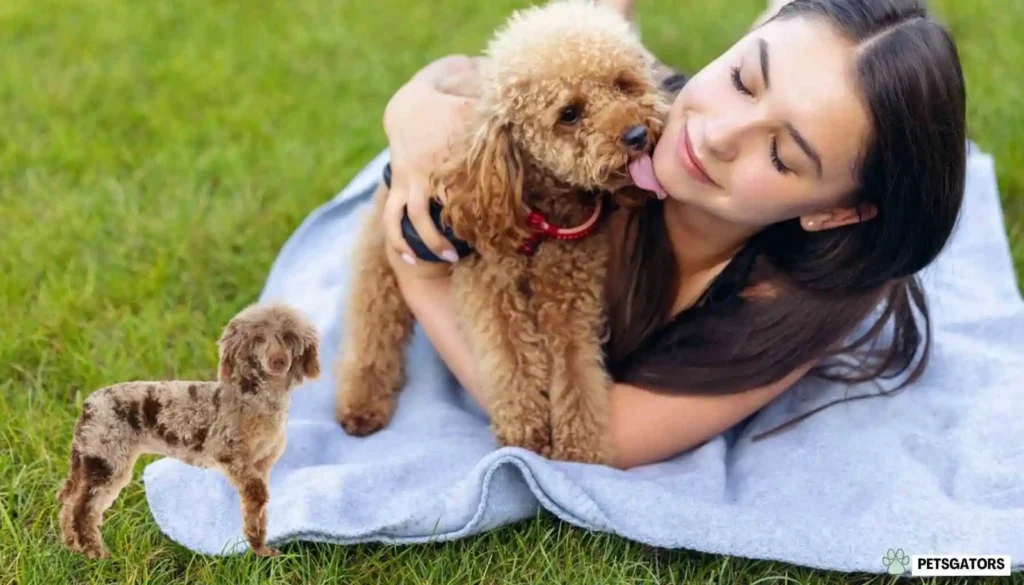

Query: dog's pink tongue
(628, 155), (667, 199)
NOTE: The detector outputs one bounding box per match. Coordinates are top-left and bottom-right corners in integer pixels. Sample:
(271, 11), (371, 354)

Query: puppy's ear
(217, 321), (245, 382)
(298, 325), (321, 380)
(435, 114), (528, 256)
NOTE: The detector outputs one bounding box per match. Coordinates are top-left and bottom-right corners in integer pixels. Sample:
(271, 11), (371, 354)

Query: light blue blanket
(143, 145), (1024, 573)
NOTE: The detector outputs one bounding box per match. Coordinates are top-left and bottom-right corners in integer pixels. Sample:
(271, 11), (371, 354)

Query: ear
(291, 323), (321, 380)
(300, 332), (321, 380)
(800, 202), (878, 232)
(217, 321), (245, 382)
(434, 114), (528, 255)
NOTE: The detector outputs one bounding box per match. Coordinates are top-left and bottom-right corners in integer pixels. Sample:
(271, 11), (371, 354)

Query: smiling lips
(677, 122), (718, 187)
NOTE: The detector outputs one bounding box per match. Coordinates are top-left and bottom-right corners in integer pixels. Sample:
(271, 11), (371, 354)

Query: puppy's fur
(335, 0), (669, 463)
(58, 303), (320, 559)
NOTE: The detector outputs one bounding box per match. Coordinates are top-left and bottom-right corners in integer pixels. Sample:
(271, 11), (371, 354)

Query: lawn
(1, 0), (1021, 583)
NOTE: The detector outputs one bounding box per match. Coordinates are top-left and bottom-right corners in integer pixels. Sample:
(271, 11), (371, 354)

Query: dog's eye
(254, 334), (265, 344)
(558, 105), (581, 125)
(615, 79), (631, 94)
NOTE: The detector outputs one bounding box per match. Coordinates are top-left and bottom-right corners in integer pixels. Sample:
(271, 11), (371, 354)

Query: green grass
(1, 0), (1021, 583)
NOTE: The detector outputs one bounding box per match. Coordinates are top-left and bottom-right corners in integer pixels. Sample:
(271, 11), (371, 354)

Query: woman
(376, 0), (967, 468)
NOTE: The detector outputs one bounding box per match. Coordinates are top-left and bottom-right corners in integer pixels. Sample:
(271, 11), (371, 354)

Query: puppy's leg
(532, 238), (615, 465)
(454, 258), (552, 456)
(335, 185), (417, 436)
(60, 395), (141, 560)
(63, 450), (136, 559)
(224, 459), (278, 557)
(253, 439), (286, 488)
(57, 447), (85, 551)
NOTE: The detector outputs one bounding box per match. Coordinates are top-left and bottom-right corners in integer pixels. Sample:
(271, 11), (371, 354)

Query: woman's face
(644, 17), (873, 228)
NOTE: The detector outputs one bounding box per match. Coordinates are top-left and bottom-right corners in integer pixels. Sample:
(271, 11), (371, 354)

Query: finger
(383, 185), (418, 265)
(413, 54), (474, 85)
(430, 54), (476, 78)
(406, 181), (459, 263)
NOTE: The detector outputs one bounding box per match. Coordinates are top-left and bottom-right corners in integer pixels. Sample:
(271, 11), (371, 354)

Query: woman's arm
(388, 248), (482, 393)
(390, 251), (807, 470)
(607, 367), (809, 469)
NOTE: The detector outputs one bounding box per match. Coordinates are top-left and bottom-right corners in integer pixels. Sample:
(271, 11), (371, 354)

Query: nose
(268, 353), (288, 372)
(703, 111), (760, 162)
(621, 125), (648, 151)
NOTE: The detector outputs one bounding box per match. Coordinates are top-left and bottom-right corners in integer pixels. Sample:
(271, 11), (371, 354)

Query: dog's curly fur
(57, 303), (320, 559)
(335, 0), (669, 464)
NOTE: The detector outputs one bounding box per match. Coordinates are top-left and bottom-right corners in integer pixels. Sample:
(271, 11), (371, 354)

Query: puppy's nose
(268, 354), (288, 372)
(621, 126), (648, 151)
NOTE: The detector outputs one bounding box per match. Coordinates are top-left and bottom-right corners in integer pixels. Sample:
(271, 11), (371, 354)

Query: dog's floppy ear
(297, 324), (321, 380)
(435, 114), (529, 256)
(217, 321), (245, 382)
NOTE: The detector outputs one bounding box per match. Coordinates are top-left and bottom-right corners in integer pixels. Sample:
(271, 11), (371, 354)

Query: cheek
(723, 160), (810, 224)
(520, 125), (562, 167)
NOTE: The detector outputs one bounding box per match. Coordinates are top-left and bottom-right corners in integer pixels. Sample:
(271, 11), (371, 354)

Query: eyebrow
(759, 38), (770, 90)
(759, 38), (824, 177)
(786, 122), (824, 178)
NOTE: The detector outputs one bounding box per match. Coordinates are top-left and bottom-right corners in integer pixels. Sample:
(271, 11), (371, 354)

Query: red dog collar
(518, 199), (604, 255)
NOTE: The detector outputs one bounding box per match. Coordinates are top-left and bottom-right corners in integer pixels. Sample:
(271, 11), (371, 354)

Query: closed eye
(770, 137), (791, 175)
(730, 66), (753, 97)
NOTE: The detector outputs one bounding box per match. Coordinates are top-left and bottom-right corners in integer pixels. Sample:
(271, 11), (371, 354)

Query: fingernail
(441, 250), (459, 263)
(401, 253), (416, 265)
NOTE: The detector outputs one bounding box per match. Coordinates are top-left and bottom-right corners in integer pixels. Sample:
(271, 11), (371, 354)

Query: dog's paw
(551, 430), (614, 465)
(337, 405), (391, 437)
(334, 367), (396, 436)
(81, 543), (109, 560)
(60, 530), (80, 551)
(493, 420), (552, 457)
(252, 546), (281, 557)
(550, 440), (612, 465)
(58, 516), (80, 551)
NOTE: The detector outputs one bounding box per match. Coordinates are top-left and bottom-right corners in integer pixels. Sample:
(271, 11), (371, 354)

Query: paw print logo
(883, 548), (910, 574)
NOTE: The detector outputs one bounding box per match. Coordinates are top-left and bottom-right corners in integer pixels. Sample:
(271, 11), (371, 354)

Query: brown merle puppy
(57, 303), (320, 559)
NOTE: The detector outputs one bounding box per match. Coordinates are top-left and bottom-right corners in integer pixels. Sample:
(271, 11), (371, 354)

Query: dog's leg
(225, 460), (278, 557)
(453, 257), (552, 456)
(532, 238), (615, 465)
(335, 185), (417, 436)
(64, 450), (136, 559)
(254, 439), (285, 478)
(57, 447), (85, 551)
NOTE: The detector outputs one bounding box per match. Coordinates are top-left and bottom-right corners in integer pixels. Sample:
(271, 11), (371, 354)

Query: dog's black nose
(621, 125), (648, 150)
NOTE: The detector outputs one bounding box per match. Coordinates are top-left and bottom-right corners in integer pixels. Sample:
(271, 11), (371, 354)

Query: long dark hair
(605, 0), (967, 432)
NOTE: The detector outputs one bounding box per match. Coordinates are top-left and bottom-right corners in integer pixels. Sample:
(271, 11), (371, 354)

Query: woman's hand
(382, 55), (480, 274)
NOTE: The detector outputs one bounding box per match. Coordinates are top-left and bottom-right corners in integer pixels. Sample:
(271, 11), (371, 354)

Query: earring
(804, 219), (815, 230)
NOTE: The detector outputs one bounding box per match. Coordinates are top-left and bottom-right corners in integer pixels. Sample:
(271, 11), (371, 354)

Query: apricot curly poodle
(335, 0), (669, 464)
